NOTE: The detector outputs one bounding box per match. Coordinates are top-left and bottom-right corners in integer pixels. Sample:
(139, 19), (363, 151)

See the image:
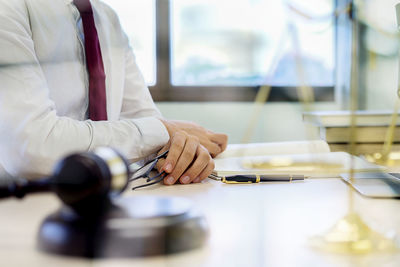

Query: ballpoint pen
(209, 173), (306, 184)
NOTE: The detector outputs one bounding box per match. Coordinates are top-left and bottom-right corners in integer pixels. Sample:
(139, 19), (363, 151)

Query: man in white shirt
(0, 0), (227, 185)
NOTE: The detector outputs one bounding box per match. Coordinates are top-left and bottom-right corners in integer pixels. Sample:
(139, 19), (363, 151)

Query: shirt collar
(65, 0), (97, 5)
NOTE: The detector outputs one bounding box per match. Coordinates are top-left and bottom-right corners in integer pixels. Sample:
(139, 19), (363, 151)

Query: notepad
(213, 140), (386, 178)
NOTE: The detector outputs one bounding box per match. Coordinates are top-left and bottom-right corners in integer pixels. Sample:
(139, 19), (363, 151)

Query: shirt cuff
(130, 116), (170, 157)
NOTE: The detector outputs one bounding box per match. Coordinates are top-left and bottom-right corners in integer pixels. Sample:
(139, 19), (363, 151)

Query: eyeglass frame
(129, 150), (169, 190)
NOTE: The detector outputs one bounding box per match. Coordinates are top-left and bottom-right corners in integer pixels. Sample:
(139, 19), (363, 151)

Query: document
(213, 140), (386, 178)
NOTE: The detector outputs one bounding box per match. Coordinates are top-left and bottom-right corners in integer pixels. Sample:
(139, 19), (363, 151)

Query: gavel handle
(0, 177), (51, 199)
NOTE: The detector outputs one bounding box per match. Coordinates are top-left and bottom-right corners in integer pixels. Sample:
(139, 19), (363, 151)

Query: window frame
(149, 0), (351, 103)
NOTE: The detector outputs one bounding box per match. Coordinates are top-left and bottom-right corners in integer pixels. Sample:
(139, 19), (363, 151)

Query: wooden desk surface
(1, 178), (400, 267)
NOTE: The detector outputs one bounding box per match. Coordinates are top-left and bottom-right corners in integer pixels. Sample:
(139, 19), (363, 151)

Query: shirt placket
(70, 4), (90, 118)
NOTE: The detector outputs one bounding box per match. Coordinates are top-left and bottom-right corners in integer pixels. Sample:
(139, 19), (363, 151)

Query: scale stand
(309, 212), (398, 254)
(309, 0), (398, 254)
(37, 196), (208, 258)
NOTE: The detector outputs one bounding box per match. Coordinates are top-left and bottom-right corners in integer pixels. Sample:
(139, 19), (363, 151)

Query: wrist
(159, 118), (174, 138)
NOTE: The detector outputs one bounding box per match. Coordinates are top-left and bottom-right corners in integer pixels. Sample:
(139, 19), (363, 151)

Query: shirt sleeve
(119, 42), (163, 119)
(0, 1), (169, 178)
(117, 31), (170, 156)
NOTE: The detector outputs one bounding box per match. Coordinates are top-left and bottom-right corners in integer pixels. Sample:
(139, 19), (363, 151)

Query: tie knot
(73, 0), (93, 14)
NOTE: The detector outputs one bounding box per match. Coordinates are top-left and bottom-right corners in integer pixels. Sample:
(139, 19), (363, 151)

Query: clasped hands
(158, 119), (228, 185)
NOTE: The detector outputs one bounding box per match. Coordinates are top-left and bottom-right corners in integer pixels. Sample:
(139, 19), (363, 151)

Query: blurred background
(102, 0), (400, 144)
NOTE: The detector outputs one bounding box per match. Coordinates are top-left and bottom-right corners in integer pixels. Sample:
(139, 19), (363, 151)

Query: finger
(179, 146), (210, 184)
(208, 132), (228, 152)
(193, 158), (215, 183)
(202, 141), (222, 158)
(196, 135), (221, 156)
(166, 136), (199, 185)
(161, 131), (186, 174)
(155, 144), (170, 172)
(156, 158), (165, 172)
(157, 146), (169, 156)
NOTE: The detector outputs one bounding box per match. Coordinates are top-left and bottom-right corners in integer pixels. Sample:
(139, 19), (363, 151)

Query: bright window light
(170, 0), (334, 86)
(102, 0), (156, 86)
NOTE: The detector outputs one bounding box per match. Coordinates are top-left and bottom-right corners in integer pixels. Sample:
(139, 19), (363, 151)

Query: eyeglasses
(129, 150), (169, 190)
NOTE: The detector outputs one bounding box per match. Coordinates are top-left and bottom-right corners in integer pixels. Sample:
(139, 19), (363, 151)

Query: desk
(1, 178), (400, 267)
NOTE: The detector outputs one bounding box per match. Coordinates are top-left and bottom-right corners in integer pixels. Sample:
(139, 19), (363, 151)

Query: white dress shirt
(0, 0), (170, 178)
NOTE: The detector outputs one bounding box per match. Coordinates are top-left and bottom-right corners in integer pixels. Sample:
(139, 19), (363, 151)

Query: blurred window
(102, 0), (156, 85)
(103, 0), (339, 101)
(171, 0), (334, 87)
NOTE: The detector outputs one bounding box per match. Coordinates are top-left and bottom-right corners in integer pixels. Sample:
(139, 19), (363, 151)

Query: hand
(156, 131), (215, 185)
(159, 119), (228, 158)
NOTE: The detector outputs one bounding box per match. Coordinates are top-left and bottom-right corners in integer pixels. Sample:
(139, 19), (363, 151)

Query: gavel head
(51, 147), (130, 214)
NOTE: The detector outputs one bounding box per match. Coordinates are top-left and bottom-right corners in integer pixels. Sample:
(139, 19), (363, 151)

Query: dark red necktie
(74, 0), (107, 121)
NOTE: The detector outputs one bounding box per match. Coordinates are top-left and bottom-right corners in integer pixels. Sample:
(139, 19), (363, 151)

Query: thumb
(156, 158), (166, 173)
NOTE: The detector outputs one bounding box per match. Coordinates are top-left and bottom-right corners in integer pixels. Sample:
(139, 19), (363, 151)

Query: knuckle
(172, 131), (186, 143)
(178, 130), (189, 137)
(182, 148), (195, 160)
(199, 148), (211, 161)
(198, 144), (206, 152)
(189, 135), (200, 143)
(187, 138), (198, 149)
(165, 153), (177, 163)
(174, 130), (184, 137)
(171, 141), (185, 151)
(199, 158), (210, 170)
